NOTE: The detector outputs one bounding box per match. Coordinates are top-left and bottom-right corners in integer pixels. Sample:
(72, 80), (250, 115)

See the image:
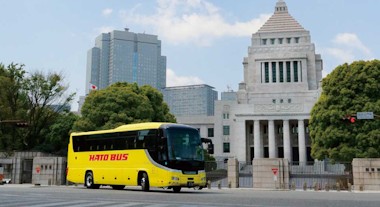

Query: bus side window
(119, 131), (137, 150)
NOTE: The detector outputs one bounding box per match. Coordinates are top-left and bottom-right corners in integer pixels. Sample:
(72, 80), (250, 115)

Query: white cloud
(120, 0), (271, 46)
(95, 26), (115, 34)
(326, 48), (356, 63)
(102, 8), (113, 16)
(332, 33), (371, 56)
(324, 33), (373, 65)
(166, 68), (203, 86)
(322, 70), (329, 78)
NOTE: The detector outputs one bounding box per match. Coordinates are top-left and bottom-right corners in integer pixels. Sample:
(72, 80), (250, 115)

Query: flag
(90, 83), (98, 90)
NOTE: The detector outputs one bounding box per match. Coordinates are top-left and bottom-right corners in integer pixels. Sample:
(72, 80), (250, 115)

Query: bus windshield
(167, 128), (204, 161)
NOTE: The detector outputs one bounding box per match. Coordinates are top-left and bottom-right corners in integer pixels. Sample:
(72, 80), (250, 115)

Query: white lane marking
(27, 200), (88, 207)
(69, 201), (117, 207)
(106, 202), (149, 207)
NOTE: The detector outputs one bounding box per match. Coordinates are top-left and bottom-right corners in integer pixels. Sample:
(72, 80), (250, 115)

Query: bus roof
(70, 122), (191, 136)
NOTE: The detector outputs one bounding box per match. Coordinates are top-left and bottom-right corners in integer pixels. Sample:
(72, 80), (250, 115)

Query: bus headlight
(172, 176), (179, 181)
(201, 177), (206, 181)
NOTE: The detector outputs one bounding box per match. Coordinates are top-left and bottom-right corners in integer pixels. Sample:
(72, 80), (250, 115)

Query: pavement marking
(1, 199), (62, 207)
(27, 200), (88, 207)
(69, 201), (118, 207)
(106, 202), (152, 207)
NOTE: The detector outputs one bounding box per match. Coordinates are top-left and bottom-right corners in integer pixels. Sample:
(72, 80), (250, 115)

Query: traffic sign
(272, 168), (278, 176)
(357, 112), (374, 120)
(35, 167), (41, 174)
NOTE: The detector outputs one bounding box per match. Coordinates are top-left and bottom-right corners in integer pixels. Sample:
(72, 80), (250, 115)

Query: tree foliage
(73, 82), (176, 132)
(310, 60), (380, 162)
(0, 63), (75, 154)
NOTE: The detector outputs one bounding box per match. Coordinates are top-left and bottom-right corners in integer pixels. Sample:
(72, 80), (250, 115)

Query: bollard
(313, 182), (317, 191)
(348, 183), (352, 192)
(292, 182), (296, 191)
(359, 183), (363, 191)
(303, 182), (307, 191)
(48, 179), (52, 186)
(218, 181), (221, 189)
(325, 182), (329, 192)
(228, 181), (231, 188)
(208, 180), (211, 189)
(336, 183), (340, 192)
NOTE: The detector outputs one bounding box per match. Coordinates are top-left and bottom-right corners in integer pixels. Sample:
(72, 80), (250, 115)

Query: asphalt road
(0, 185), (380, 207)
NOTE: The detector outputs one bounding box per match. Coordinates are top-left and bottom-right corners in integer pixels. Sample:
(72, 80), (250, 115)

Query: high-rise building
(85, 29), (166, 95)
(213, 0), (323, 162)
(163, 84), (218, 117)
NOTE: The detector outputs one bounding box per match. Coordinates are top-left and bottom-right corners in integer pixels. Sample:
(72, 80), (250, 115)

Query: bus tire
(141, 172), (150, 191)
(85, 171), (100, 189)
(173, 187), (181, 193)
(111, 185), (125, 190)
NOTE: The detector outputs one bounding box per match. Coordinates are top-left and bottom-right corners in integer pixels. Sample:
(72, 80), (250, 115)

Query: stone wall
(32, 157), (67, 185)
(353, 158), (380, 191)
(252, 158), (289, 189)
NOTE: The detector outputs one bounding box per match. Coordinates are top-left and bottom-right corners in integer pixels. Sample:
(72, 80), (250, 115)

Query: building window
(288, 99), (291, 103)
(287, 38), (291, 44)
(271, 39), (275, 44)
(272, 62), (276, 83)
(286, 62), (291, 82)
(223, 143), (230, 153)
(208, 128), (214, 137)
(265, 62), (269, 83)
(279, 38), (283, 44)
(294, 61), (298, 82)
(227, 113), (229, 119)
(263, 39), (267, 45)
(295, 37), (300, 43)
(280, 99), (283, 103)
(264, 125), (267, 134)
(272, 99), (276, 104)
(279, 62), (284, 83)
(223, 126), (230, 135)
(306, 126), (309, 134)
(292, 125), (295, 134)
(223, 113), (226, 119)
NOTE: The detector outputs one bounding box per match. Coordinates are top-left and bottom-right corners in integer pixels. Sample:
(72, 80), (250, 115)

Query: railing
(205, 161), (228, 187)
(290, 161), (353, 190)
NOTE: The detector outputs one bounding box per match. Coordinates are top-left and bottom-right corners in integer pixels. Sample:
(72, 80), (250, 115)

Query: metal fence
(239, 161), (253, 188)
(205, 161), (228, 187)
(290, 161), (353, 190)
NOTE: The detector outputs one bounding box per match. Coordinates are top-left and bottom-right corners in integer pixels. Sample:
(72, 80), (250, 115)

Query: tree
(73, 82), (176, 132)
(310, 60), (380, 162)
(0, 63), (76, 152)
(36, 112), (79, 155)
(0, 63), (28, 152)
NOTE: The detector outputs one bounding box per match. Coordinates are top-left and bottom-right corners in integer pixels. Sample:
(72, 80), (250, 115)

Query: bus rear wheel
(141, 172), (150, 191)
(111, 185), (125, 190)
(173, 187), (181, 193)
(85, 172), (100, 189)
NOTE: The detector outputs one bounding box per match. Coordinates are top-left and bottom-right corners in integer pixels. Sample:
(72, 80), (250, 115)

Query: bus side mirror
(208, 144), (214, 154)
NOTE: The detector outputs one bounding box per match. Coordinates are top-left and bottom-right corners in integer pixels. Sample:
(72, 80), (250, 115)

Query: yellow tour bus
(67, 123), (208, 192)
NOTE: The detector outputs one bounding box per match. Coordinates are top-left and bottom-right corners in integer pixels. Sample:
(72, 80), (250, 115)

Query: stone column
(290, 61), (294, 83)
(268, 120), (276, 158)
(298, 119), (307, 163)
(276, 62), (280, 83)
(261, 62), (265, 83)
(269, 62), (273, 83)
(284, 61), (288, 83)
(254, 120), (262, 159)
(302, 59), (307, 83)
(260, 124), (264, 158)
(298, 61), (302, 82)
(283, 120), (291, 161)
(233, 120), (246, 161)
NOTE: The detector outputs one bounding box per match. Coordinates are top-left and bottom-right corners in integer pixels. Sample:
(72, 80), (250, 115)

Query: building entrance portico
(244, 118), (311, 163)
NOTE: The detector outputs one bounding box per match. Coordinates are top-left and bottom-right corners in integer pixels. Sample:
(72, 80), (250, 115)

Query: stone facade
(214, 0), (323, 162)
(353, 158), (380, 191)
(252, 158), (289, 189)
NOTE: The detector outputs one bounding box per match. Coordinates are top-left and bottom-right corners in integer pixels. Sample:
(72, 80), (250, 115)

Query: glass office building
(86, 29), (166, 94)
(163, 84), (218, 117)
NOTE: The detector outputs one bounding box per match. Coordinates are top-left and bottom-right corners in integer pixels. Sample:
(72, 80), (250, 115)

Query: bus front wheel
(173, 186), (181, 193)
(85, 171), (100, 189)
(141, 172), (150, 191)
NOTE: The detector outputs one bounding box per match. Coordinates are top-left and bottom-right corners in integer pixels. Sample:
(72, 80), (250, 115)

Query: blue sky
(0, 0), (378, 111)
